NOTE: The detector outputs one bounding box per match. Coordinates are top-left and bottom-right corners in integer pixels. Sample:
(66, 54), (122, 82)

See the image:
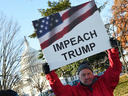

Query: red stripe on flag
(61, 1), (91, 21)
(40, 5), (97, 50)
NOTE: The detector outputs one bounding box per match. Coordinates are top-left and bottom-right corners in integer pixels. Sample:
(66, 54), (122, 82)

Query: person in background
(0, 90), (10, 96)
(42, 38), (122, 96)
(0, 89), (19, 96)
(6, 89), (19, 96)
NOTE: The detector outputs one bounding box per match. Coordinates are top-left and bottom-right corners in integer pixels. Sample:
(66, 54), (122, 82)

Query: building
(13, 37), (79, 96)
(13, 37), (50, 96)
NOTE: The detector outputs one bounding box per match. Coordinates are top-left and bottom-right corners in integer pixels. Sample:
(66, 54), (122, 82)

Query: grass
(114, 74), (128, 96)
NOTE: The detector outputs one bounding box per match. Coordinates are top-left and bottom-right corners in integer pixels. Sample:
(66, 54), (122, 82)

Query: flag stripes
(33, 1), (97, 50)
(61, 1), (91, 21)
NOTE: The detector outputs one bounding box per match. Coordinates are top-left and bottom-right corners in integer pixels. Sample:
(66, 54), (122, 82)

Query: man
(42, 38), (122, 96)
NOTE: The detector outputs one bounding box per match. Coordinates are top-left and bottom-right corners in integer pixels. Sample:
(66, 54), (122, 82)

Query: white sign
(32, 1), (112, 71)
(43, 11), (111, 70)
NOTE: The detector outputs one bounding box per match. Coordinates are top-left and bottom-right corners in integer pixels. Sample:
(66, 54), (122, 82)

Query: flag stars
(55, 19), (59, 23)
(46, 16), (49, 19)
(45, 27), (47, 30)
(42, 20), (45, 23)
(46, 21), (48, 24)
(40, 25), (44, 28)
(33, 13), (62, 38)
(39, 30), (43, 33)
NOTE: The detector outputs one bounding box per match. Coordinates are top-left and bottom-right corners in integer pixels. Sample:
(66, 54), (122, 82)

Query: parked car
(97, 70), (106, 76)
(68, 79), (80, 86)
(38, 89), (53, 96)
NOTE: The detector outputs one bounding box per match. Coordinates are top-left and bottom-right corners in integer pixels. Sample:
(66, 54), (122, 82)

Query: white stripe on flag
(38, 1), (95, 45)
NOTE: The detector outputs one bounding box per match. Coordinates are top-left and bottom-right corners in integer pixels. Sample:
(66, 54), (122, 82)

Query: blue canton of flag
(32, 1), (97, 50)
(32, 13), (63, 38)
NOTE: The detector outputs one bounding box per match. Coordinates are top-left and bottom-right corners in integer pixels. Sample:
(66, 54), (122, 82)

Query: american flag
(32, 1), (97, 50)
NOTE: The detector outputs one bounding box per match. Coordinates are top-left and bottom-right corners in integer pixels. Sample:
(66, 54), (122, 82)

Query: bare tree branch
(0, 13), (24, 90)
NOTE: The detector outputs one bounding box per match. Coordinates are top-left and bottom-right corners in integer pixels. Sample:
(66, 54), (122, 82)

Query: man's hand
(109, 38), (118, 48)
(42, 63), (50, 74)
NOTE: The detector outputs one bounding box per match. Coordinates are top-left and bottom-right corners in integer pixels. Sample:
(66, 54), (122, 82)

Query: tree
(110, 0), (128, 50)
(55, 60), (81, 77)
(0, 13), (24, 90)
(110, 0), (128, 73)
(29, 74), (48, 94)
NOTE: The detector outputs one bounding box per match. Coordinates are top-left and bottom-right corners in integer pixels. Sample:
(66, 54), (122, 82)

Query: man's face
(79, 69), (94, 86)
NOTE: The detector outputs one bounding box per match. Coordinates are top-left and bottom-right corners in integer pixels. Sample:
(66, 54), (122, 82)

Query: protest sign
(32, 1), (111, 70)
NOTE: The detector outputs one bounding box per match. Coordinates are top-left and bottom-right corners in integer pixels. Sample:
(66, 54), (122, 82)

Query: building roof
(20, 36), (44, 73)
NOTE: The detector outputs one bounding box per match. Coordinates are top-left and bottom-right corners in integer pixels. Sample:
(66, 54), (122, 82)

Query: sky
(0, 0), (113, 50)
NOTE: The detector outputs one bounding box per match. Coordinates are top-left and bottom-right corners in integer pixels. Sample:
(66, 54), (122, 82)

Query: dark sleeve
(101, 48), (122, 91)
